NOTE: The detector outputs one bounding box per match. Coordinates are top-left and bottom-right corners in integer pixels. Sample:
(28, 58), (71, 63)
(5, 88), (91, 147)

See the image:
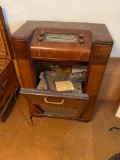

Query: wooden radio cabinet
(0, 7), (18, 121)
(11, 21), (113, 122)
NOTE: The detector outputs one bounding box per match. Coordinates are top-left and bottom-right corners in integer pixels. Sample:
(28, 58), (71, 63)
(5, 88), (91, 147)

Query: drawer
(0, 61), (18, 118)
(20, 88), (89, 119)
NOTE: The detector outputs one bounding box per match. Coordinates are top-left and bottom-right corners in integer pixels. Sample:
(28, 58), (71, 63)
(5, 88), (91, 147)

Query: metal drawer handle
(1, 79), (8, 88)
(44, 97), (64, 105)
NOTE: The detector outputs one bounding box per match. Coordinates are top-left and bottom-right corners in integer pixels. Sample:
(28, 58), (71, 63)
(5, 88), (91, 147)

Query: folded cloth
(43, 71), (67, 91)
(68, 71), (87, 82)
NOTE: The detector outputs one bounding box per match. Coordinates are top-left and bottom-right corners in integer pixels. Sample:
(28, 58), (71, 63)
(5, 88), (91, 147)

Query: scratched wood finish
(17, 59), (36, 88)
(11, 21), (113, 122)
(80, 65), (106, 120)
(91, 44), (113, 65)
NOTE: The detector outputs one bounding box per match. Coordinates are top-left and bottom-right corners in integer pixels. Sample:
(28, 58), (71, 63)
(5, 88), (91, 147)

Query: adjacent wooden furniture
(0, 7), (18, 121)
(11, 21), (113, 122)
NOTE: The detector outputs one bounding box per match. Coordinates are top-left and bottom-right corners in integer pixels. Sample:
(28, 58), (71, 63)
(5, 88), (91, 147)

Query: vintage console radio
(11, 21), (113, 122)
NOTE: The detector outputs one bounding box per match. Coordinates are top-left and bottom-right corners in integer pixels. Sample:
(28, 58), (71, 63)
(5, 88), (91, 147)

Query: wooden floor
(0, 95), (120, 160)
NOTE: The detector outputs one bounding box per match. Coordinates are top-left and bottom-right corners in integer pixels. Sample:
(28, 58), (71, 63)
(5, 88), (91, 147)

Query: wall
(98, 58), (120, 101)
(0, 0), (120, 57)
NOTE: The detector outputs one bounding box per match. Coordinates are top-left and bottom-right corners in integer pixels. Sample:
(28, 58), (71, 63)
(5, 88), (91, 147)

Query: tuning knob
(79, 39), (84, 44)
(79, 34), (84, 39)
(38, 37), (43, 41)
(40, 33), (44, 36)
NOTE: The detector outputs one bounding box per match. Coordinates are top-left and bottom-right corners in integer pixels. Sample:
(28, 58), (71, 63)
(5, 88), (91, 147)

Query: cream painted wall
(1, 0), (120, 56)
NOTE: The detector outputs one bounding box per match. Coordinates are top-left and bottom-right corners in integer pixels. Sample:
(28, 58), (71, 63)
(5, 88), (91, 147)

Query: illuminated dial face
(44, 33), (79, 43)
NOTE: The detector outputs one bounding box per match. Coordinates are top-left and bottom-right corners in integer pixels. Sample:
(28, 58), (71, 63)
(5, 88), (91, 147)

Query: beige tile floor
(0, 96), (120, 160)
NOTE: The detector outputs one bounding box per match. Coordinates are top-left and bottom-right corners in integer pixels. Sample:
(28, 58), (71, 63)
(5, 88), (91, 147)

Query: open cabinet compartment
(0, 6), (18, 121)
(20, 60), (89, 119)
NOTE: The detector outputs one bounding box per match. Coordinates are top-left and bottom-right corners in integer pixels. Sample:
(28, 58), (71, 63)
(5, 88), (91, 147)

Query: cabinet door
(20, 88), (89, 119)
(0, 61), (18, 121)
